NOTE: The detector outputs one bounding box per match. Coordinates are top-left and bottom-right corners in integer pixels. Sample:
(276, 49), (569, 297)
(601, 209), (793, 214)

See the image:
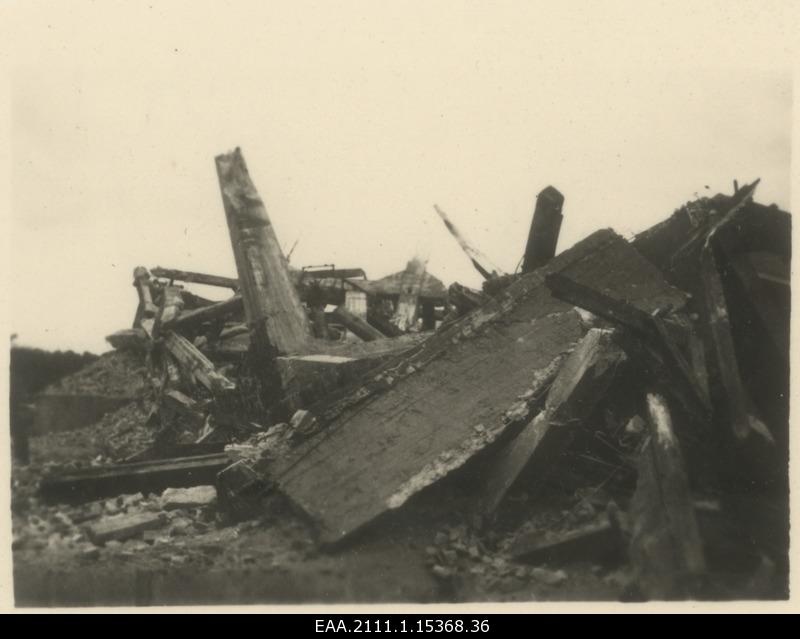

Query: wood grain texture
(215, 147), (310, 355)
(268, 230), (688, 544)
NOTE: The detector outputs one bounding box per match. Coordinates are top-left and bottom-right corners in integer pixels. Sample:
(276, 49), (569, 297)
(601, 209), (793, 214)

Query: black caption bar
(313, 615), (515, 634)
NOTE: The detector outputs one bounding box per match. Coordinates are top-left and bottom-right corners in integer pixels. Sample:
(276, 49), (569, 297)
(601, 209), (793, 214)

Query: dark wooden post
(522, 186), (564, 273)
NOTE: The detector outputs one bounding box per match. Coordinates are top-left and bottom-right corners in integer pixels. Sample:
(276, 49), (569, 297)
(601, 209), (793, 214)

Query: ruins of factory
(11, 148), (791, 605)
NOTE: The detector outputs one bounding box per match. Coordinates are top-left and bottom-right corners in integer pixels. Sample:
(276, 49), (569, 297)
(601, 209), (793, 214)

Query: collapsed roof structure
(13, 148), (791, 604)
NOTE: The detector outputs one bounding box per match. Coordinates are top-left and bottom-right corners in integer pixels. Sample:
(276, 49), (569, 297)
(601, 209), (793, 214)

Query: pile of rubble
(13, 149), (790, 603)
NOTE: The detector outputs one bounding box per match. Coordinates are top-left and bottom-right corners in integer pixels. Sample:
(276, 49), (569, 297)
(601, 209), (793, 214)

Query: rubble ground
(12, 415), (631, 604)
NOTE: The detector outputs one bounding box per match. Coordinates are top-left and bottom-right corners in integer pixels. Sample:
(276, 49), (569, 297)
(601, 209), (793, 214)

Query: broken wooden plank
(544, 271), (708, 417)
(366, 309), (403, 337)
(522, 186), (564, 272)
(700, 246), (770, 442)
(391, 256), (427, 331)
(746, 251), (790, 287)
(151, 267), (239, 291)
(717, 248), (789, 359)
(163, 331), (236, 394)
(122, 441), (227, 463)
(265, 229), (687, 544)
(545, 271), (655, 334)
(39, 453), (233, 504)
(300, 267), (367, 281)
(478, 328), (627, 516)
(164, 294), (244, 333)
(87, 512), (167, 545)
(331, 305), (385, 342)
(153, 285), (184, 338)
(433, 204), (505, 280)
(511, 507), (625, 565)
(215, 147), (310, 355)
(687, 331), (710, 408)
(665, 180), (761, 270)
(629, 393), (706, 599)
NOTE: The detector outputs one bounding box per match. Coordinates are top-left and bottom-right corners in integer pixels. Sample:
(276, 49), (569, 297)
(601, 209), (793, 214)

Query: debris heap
(15, 150), (790, 603)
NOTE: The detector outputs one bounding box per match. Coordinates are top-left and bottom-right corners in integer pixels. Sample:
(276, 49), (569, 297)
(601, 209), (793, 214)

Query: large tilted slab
(267, 229), (688, 544)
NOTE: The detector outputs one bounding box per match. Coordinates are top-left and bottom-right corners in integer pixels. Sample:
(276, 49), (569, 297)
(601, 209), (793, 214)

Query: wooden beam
(545, 271), (708, 417)
(545, 271), (654, 334)
(366, 310), (403, 337)
(215, 147), (310, 355)
(629, 393), (706, 599)
(331, 305), (385, 342)
(700, 246), (768, 442)
(522, 186), (564, 272)
(433, 204), (505, 280)
(300, 267), (367, 281)
(39, 453), (232, 504)
(478, 328), (627, 516)
(151, 267), (239, 291)
(713, 242), (789, 358)
(164, 295), (244, 333)
(163, 331), (236, 394)
(87, 512), (167, 545)
(511, 507), (625, 565)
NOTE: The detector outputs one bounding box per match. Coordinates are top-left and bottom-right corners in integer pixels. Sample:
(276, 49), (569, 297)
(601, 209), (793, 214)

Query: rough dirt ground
(12, 402), (638, 606)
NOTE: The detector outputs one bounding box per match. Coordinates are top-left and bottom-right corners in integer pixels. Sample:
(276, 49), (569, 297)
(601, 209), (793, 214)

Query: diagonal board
(267, 230), (687, 544)
(478, 327), (628, 516)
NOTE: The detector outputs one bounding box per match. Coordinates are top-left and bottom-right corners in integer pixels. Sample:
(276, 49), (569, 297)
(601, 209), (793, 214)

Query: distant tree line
(10, 346), (98, 400)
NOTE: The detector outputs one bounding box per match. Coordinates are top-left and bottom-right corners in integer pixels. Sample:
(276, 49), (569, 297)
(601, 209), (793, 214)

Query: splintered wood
(629, 393), (706, 599)
(266, 229), (688, 544)
(163, 332), (236, 394)
(433, 204), (505, 280)
(215, 147), (310, 355)
(478, 327), (628, 516)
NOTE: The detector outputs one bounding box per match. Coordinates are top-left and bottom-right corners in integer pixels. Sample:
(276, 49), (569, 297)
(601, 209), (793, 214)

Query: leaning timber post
(332, 305), (385, 341)
(215, 147), (310, 356)
(629, 392), (707, 599)
(215, 148), (311, 421)
(522, 186), (564, 273)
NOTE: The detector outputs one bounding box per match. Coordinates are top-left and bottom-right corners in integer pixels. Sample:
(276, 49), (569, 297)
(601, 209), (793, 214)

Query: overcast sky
(5, 1), (795, 354)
